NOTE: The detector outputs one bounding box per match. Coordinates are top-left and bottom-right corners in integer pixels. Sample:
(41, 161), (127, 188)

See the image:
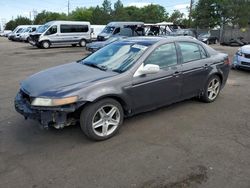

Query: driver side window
(144, 43), (178, 69)
(45, 25), (57, 35)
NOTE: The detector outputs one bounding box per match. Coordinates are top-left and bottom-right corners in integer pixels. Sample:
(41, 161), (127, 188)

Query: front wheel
(79, 39), (86, 47)
(80, 98), (124, 141)
(200, 75), (221, 103)
(41, 41), (50, 49)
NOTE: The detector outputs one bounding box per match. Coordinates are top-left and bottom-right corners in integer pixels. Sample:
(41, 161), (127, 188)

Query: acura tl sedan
(15, 37), (230, 141)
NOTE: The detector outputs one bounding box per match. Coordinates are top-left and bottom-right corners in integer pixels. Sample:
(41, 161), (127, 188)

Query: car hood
(241, 45), (250, 54)
(87, 41), (106, 49)
(21, 62), (117, 97)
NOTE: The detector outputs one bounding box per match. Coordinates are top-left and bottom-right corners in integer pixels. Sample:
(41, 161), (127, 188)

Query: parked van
(97, 21), (144, 41)
(8, 25), (31, 41)
(19, 25), (41, 42)
(29, 21), (91, 48)
(90, 25), (105, 40)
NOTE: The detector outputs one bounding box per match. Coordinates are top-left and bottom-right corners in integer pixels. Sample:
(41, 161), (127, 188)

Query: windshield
(102, 26), (115, 34)
(36, 24), (51, 33)
(199, 33), (210, 38)
(17, 28), (24, 33)
(23, 27), (31, 32)
(80, 42), (148, 73)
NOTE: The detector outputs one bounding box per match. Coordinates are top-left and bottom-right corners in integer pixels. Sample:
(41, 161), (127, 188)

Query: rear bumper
(14, 91), (82, 129)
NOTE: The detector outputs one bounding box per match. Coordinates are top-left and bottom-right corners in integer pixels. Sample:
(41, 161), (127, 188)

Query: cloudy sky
(0, 0), (191, 22)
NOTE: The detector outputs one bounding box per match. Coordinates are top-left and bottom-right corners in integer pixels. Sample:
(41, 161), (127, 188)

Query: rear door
(128, 43), (183, 113)
(177, 42), (211, 98)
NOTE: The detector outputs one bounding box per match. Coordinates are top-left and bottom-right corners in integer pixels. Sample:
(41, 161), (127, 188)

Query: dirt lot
(0, 37), (250, 188)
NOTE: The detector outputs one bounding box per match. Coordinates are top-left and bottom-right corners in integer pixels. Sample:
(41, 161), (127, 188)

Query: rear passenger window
(144, 43), (177, 68)
(60, 25), (89, 33)
(178, 42), (202, 63)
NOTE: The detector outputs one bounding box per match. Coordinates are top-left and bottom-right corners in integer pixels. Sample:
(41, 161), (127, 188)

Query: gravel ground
(0, 37), (250, 188)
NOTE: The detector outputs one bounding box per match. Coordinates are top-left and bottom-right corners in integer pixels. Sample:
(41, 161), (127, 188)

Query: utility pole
(189, 0), (194, 28)
(67, 0), (70, 16)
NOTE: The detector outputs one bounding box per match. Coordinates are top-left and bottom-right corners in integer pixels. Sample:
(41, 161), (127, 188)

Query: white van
(8, 25), (32, 41)
(90, 25), (105, 40)
(19, 25), (41, 42)
(29, 21), (91, 48)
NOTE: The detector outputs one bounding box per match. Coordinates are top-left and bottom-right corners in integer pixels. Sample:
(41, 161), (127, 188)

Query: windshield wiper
(84, 63), (107, 71)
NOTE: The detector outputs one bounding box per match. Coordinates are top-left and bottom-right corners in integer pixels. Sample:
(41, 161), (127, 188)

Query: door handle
(203, 64), (209, 69)
(173, 71), (181, 77)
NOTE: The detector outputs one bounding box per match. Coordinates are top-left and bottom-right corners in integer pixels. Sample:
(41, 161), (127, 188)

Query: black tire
(79, 39), (86, 47)
(71, 44), (77, 47)
(200, 75), (221, 103)
(80, 98), (124, 141)
(41, 41), (50, 49)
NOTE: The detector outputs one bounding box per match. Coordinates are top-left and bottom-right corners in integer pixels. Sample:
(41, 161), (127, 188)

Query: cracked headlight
(31, 96), (78, 107)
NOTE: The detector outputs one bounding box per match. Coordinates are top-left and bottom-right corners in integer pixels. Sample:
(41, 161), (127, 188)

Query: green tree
(91, 6), (107, 24)
(5, 20), (16, 30)
(5, 16), (32, 30)
(70, 7), (93, 21)
(112, 0), (128, 21)
(140, 4), (166, 23)
(34, 11), (68, 25)
(169, 10), (184, 25)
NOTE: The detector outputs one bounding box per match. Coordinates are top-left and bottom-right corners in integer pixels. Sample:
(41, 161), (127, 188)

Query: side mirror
(139, 64), (160, 75)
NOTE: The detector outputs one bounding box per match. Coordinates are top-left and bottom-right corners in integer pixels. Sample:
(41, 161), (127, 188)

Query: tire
(41, 41), (50, 49)
(79, 39), (86, 47)
(200, 75), (221, 103)
(80, 98), (124, 141)
(71, 44), (77, 47)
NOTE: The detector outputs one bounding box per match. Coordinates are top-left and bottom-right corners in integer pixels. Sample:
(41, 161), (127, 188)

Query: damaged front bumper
(14, 91), (84, 129)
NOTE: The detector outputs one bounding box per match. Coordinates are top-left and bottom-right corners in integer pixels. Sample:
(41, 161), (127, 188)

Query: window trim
(143, 42), (179, 69)
(177, 41), (209, 64)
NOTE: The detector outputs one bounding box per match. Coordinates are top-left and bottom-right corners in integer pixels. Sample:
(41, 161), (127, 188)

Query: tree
(169, 10), (184, 25)
(5, 20), (16, 30)
(34, 11), (68, 25)
(5, 16), (32, 30)
(91, 6), (107, 24)
(140, 4), (166, 23)
(70, 7), (93, 21)
(102, 0), (112, 14)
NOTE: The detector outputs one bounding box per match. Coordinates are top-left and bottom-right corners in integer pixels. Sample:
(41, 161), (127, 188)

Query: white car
(232, 45), (250, 70)
(0, 30), (12, 37)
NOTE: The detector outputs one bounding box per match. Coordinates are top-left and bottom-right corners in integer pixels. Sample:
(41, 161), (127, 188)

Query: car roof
(121, 36), (200, 45)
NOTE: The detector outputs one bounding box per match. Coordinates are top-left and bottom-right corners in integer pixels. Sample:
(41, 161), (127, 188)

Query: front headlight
(237, 49), (244, 57)
(31, 96), (78, 107)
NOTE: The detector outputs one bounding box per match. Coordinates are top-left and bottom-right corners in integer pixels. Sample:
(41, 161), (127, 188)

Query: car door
(177, 42), (211, 99)
(128, 43), (183, 113)
(45, 25), (58, 44)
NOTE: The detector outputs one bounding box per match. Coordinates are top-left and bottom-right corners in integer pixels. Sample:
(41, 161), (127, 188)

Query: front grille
(97, 36), (105, 41)
(241, 61), (250, 66)
(244, 53), (250, 59)
(30, 34), (40, 42)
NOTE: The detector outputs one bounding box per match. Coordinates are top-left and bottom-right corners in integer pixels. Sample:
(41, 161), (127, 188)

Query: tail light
(224, 57), (230, 65)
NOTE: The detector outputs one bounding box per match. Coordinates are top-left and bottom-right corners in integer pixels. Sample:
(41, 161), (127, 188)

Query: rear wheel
(41, 41), (50, 49)
(80, 98), (124, 141)
(200, 75), (221, 103)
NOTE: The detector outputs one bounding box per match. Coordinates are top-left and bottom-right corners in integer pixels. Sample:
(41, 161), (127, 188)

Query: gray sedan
(15, 36), (230, 141)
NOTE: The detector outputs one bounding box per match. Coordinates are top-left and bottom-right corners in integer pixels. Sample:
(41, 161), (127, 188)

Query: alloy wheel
(207, 78), (220, 100)
(92, 105), (121, 137)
